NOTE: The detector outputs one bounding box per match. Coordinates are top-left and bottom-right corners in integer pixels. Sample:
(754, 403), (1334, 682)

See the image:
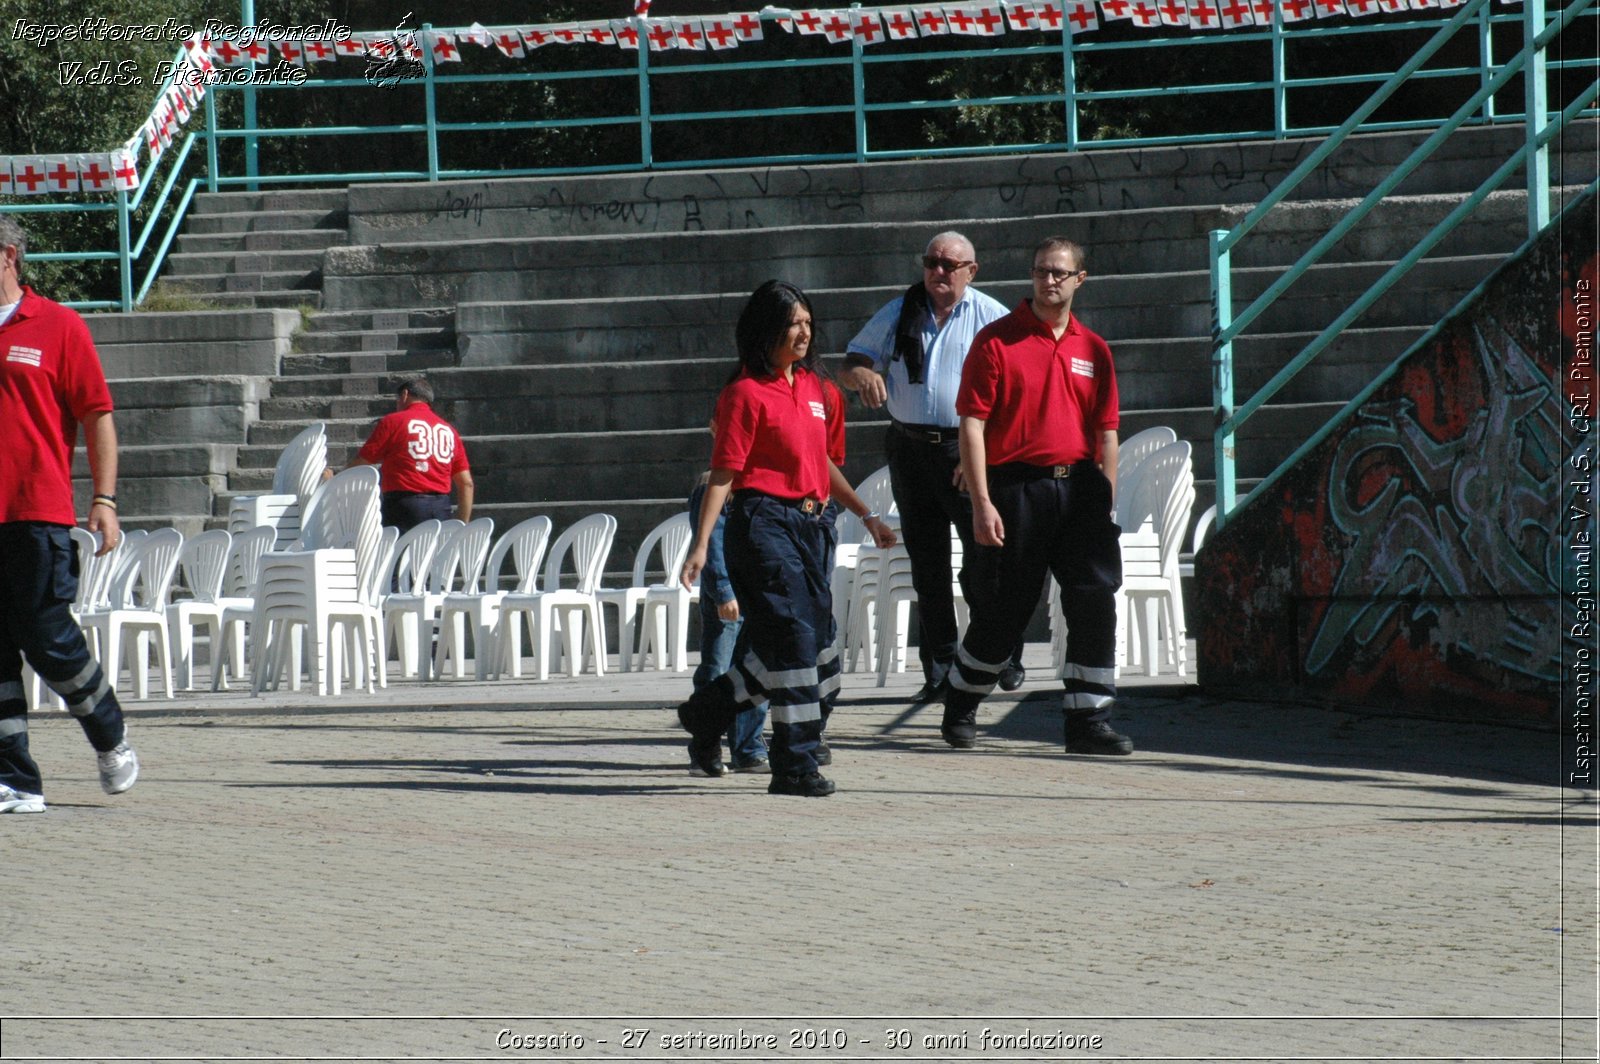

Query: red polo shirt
(956, 301), (1119, 467)
(0, 287), (114, 525)
(822, 378), (846, 466)
(357, 401), (470, 494)
(713, 366), (832, 500)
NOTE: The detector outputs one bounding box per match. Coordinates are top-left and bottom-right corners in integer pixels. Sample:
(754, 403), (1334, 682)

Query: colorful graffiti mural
(1196, 191), (1597, 727)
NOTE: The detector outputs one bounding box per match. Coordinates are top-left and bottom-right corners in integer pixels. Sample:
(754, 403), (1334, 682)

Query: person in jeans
(0, 214), (138, 814)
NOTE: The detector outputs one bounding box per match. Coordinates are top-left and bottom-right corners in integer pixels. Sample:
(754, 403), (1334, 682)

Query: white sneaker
(0, 784), (46, 814)
(97, 741), (139, 795)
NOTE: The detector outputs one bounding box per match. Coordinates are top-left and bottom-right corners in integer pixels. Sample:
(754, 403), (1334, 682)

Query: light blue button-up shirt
(845, 287), (1010, 428)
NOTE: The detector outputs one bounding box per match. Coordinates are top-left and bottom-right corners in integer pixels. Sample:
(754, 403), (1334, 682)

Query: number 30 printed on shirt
(407, 419), (455, 469)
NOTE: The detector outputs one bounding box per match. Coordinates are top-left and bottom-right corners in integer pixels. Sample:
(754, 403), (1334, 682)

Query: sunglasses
(922, 256), (974, 273)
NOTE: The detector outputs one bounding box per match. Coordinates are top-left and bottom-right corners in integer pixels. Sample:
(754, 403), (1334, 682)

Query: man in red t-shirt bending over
(348, 377), (474, 532)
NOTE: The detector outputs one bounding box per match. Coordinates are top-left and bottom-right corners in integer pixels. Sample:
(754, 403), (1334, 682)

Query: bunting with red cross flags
(882, 8), (921, 36)
(1065, 1), (1100, 31)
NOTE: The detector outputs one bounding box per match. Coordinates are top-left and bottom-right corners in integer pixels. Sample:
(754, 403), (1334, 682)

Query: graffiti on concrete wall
(1303, 320), (1562, 686)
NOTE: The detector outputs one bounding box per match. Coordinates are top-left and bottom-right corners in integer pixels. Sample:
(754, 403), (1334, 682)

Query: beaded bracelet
(91, 494), (118, 510)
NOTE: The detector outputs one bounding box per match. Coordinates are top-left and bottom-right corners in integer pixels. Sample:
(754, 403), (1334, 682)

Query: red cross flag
(1313, 0), (1346, 14)
(672, 18), (706, 49)
(335, 36), (364, 56)
(11, 158), (47, 195)
(458, 24), (492, 47)
(582, 22), (618, 45)
(166, 84), (191, 124)
(1218, 0), (1255, 26)
(111, 148), (140, 192)
(820, 11), (854, 42)
(611, 20), (642, 48)
(1250, 0), (1276, 23)
(1128, 0), (1162, 24)
(1157, 0), (1189, 25)
(1408, 0), (1438, 7)
(1006, 1), (1040, 29)
(882, 9), (920, 37)
(1036, 1), (1066, 28)
(493, 28), (527, 56)
(43, 156), (80, 194)
(1437, 0), (1465, 7)
(790, 10), (827, 34)
(0, 159), (11, 197)
(634, 0), (653, 13)
(548, 25), (583, 44)
(731, 12), (765, 40)
(277, 39), (305, 66)
(426, 31), (460, 62)
(913, 7), (951, 33)
(1280, 0), (1316, 18)
(644, 20), (677, 49)
(852, 9), (887, 43)
(522, 27), (554, 49)
(973, 4), (1008, 33)
(1066, 1), (1100, 31)
(77, 155), (114, 193)
(1188, 0), (1223, 26)
(1098, 0), (1135, 21)
(943, 5), (980, 33)
(304, 38), (334, 62)
(702, 18), (740, 48)
(211, 38), (248, 65)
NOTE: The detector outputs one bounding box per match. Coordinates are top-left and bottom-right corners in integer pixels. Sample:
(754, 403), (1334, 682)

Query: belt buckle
(800, 498), (819, 514)
(923, 429), (943, 444)
(1053, 465), (1071, 478)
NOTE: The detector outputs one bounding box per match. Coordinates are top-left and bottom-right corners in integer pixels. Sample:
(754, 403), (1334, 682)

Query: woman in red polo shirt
(679, 280), (895, 797)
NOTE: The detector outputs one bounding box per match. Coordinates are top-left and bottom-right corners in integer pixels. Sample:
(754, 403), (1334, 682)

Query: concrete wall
(1193, 191), (1596, 727)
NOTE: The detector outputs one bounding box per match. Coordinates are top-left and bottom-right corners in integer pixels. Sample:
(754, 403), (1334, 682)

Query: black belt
(733, 489), (828, 515)
(988, 459), (1097, 484)
(382, 490), (448, 499)
(890, 419), (959, 444)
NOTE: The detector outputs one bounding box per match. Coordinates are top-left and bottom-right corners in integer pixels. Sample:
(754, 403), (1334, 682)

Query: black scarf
(892, 282), (929, 384)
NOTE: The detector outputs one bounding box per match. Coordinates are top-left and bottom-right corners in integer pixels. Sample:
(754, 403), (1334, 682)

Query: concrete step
(247, 417), (373, 447)
(278, 349), (458, 377)
(190, 188), (351, 215)
(300, 307), (454, 333)
(183, 208), (347, 236)
(323, 191), (1538, 310)
(108, 376), (270, 447)
(141, 289), (325, 312)
(86, 309), (299, 380)
(71, 444), (235, 519)
(268, 372), (393, 398)
(165, 248), (330, 277)
(291, 326), (455, 356)
(257, 393), (400, 422)
(175, 228), (348, 255)
(161, 269), (322, 296)
(345, 122), (1598, 242)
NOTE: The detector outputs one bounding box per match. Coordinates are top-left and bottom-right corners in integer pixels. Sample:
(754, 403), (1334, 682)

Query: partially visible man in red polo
(348, 377), (474, 532)
(0, 213), (138, 814)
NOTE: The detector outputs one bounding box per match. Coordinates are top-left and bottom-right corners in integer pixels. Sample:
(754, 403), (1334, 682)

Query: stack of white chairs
(228, 423), (327, 548)
(79, 527), (184, 700)
(599, 513), (693, 672)
(491, 513), (617, 681)
(385, 516), (493, 681)
(634, 513), (696, 672)
(433, 516), (553, 680)
(1115, 440), (1196, 677)
(165, 528), (233, 691)
(1178, 503), (1218, 581)
(25, 527), (114, 711)
(251, 465), (383, 696)
(830, 465), (897, 654)
(210, 525), (279, 691)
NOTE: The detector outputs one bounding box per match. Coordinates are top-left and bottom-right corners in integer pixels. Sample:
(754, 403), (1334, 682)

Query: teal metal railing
(15, 4), (1596, 309)
(1209, 0), (1597, 530)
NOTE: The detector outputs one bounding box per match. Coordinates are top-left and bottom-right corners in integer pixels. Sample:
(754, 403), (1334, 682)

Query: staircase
(128, 121), (1596, 580)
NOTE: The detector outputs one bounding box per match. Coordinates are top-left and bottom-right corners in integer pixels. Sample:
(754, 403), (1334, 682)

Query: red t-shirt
(956, 302), (1119, 467)
(0, 287), (114, 525)
(822, 378), (846, 467)
(357, 401), (470, 494)
(712, 367), (832, 500)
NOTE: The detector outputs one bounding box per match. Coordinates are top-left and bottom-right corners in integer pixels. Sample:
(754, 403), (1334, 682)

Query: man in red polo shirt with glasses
(943, 235), (1132, 756)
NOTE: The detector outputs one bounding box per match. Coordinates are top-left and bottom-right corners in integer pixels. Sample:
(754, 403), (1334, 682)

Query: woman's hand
(717, 598), (741, 622)
(681, 545), (708, 590)
(865, 515), (897, 549)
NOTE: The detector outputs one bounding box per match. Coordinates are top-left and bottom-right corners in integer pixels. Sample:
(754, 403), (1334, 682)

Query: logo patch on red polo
(809, 400), (826, 418)
(6, 345), (43, 367)
(1071, 356), (1095, 379)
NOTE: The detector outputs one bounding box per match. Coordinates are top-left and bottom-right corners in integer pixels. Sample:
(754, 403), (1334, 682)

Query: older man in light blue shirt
(838, 231), (1022, 704)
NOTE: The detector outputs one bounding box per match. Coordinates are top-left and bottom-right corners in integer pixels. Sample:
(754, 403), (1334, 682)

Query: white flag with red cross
(1065, 1), (1101, 31)
(276, 38), (306, 66)
(1128, 0), (1162, 24)
(426, 30), (461, 61)
(1098, 0), (1135, 21)
(1187, 0), (1225, 26)
(76, 154), (115, 194)
(112, 148), (140, 192)
(702, 18), (741, 48)
(852, 9), (888, 43)
(911, 7), (950, 33)
(610, 21), (642, 49)
(730, 12), (765, 40)
(881, 8), (921, 37)
(642, 20), (677, 50)
(1037, 2), (1068, 29)
(10, 157), (48, 196)
(668, 18), (704, 49)
(790, 10), (828, 34)
(491, 27), (526, 56)
(1218, 0), (1255, 26)
(41, 156), (79, 195)
(1281, 0), (1318, 19)
(1157, 0), (1190, 26)
(817, 11), (853, 42)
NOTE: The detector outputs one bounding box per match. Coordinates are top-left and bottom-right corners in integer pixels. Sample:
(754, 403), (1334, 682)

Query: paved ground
(2, 648), (1594, 1063)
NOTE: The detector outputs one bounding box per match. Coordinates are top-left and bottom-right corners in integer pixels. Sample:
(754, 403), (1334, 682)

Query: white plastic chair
(79, 527), (184, 700)
(250, 466), (383, 696)
(1114, 425), (1178, 520)
(832, 466), (899, 652)
(273, 422), (329, 511)
(634, 513), (696, 672)
(1178, 503), (1218, 580)
(1120, 453), (1196, 678)
(599, 513), (693, 672)
(492, 513), (617, 681)
(434, 515), (553, 680)
(211, 525), (279, 691)
(165, 528), (233, 691)
(385, 516), (493, 681)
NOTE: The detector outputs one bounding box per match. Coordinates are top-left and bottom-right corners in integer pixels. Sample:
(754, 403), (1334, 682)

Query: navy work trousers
(680, 492), (839, 778)
(0, 522), (126, 795)
(381, 491), (451, 533)
(948, 463), (1121, 720)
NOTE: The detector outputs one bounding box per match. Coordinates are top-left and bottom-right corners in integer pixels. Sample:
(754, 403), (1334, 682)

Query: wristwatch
(862, 511), (881, 523)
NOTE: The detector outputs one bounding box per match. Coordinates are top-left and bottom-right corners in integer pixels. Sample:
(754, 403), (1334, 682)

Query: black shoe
(686, 738), (728, 777)
(814, 741), (833, 767)
(998, 662), (1026, 691)
(1064, 719), (1134, 756)
(940, 705), (977, 749)
(730, 756), (770, 774)
(911, 677), (948, 705)
(768, 771), (837, 797)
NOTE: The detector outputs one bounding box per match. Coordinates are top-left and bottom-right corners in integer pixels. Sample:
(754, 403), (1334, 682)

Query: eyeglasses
(1031, 266), (1083, 282)
(922, 256), (974, 273)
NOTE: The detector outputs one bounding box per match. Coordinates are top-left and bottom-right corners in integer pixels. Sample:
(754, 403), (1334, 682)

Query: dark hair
(1033, 236), (1086, 272)
(397, 377), (435, 404)
(730, 279), (828, 383)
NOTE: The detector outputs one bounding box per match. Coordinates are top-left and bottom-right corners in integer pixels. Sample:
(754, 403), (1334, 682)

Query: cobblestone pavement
(3, 648), (1594, 1063)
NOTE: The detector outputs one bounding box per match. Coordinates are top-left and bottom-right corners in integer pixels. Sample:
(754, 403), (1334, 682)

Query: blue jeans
(693, 603), (767, 765)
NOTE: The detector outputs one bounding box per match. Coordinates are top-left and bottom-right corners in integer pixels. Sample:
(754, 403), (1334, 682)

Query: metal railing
(1209, 0), (1598, 530)
(13, 4), (1596, 309)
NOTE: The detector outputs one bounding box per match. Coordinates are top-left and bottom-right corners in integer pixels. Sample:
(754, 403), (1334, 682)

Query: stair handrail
(1209, 0), (1594, 530)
